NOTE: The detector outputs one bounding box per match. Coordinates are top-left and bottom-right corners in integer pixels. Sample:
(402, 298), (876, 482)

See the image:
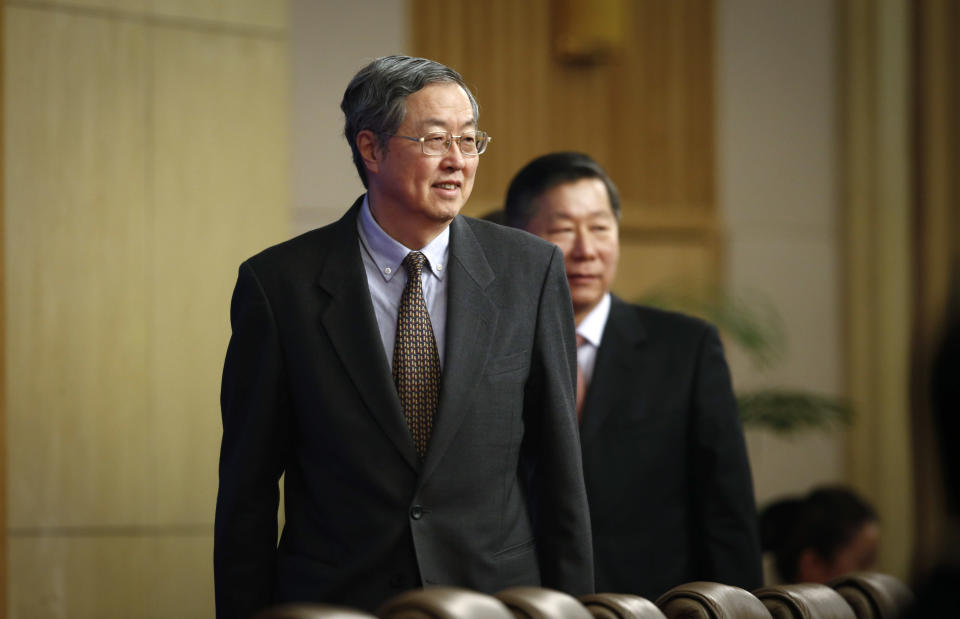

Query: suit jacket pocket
(493, 537), (536, 559)
(493, 538), (540, 587)
(485, 350), (530, 378)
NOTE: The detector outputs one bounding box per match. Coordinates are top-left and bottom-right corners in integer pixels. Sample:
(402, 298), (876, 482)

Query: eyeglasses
(390, 130), (492, 156)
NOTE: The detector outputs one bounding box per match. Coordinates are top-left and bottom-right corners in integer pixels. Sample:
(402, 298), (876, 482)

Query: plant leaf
(737, 389), (853, 435)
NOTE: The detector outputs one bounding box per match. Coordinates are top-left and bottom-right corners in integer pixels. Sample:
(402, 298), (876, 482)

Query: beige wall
(717, 0), (845, 506)
(4, 1), (289, 617)
(290, 0), (407, 233)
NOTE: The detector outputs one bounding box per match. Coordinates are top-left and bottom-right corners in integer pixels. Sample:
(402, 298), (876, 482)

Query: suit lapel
(315, 198), (419, 471)
(419, 216), (498, 483)
(579, 296), (648, 444)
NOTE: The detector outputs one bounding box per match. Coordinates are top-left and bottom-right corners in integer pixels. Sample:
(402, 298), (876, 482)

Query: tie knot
(403, 251), (427, 277)
(576, 334), (586, 348)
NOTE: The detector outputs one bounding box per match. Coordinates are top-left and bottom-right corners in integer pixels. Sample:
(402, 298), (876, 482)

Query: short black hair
(503, 152), (621, 229)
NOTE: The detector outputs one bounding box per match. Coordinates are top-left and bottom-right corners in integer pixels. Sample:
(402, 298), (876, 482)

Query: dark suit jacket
(214, 198), (594, 617)
(579, 296), (762, 600)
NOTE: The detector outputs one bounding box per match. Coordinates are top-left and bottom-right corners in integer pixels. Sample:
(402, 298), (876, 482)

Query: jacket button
(410, 505), (423, 520)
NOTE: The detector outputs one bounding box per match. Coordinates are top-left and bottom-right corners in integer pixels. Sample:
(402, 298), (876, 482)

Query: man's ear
(356, 130), (381, 176)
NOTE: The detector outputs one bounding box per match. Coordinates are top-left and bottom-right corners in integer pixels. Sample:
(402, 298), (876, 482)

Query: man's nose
(572, 229), (596, 257)
(442, 139), (466, 168)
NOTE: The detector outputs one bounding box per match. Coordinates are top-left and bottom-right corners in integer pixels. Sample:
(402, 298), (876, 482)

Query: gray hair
(341, 56), (480, 188)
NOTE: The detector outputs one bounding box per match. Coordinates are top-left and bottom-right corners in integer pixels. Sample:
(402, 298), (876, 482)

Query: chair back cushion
(377, 586), (514, 619)
(655, 581), (771, 619)
(579, 593), (667, 618)
(495, 586), (593, 619)
(754, 584), (856, 619)
(253, 603), (376, 618)
(830, 572), (914, 619)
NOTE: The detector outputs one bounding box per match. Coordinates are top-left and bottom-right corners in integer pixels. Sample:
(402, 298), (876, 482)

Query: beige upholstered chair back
(495, 586), (593, 619)
(829, 572), (914, 619)
(754, 584), (856, 619)
(655, 581), (772, 618)
(579, 593), (667, 618)
(252, 603), (376, 618)
(377, 586), (514, 619)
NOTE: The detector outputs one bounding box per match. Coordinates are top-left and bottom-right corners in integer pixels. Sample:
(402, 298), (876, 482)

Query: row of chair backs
(653, 575), (914, 619)
(253, 571), (913, 619)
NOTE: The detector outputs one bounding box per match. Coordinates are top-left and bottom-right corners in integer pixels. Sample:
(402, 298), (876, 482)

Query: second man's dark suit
(215, 198), (594, 617)
(579, 295), (762, 600)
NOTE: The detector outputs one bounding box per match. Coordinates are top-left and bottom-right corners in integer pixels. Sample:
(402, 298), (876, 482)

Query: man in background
(215, 59), (593, 617)
(760, 485), (879, 584)
(505, 151), (762, 599)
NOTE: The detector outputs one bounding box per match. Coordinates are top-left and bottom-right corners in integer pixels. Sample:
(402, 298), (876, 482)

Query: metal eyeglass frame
(389, 130), (492, 156)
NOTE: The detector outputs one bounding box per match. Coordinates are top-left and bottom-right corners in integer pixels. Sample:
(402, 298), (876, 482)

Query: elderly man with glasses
(214, 56), (594, 617)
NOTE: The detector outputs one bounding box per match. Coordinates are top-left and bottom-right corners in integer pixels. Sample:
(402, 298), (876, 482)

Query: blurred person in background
(760, 485), (880, 584)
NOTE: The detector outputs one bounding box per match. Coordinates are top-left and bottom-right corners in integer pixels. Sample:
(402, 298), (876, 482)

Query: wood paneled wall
(411, 0), (720, 299)
(4, 1), (289, 617)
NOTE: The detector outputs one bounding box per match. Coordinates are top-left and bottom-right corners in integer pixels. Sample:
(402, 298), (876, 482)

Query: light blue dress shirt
(357, 195), (449, 371)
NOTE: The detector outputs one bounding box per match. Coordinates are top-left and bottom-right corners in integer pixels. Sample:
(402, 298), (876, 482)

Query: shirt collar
(577, 292), (611, 348)
(358, 194), (449, 282)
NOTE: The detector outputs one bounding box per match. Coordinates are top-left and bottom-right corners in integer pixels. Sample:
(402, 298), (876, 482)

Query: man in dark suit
(504, 151), (762, 600)
(214, 58), (594, 618)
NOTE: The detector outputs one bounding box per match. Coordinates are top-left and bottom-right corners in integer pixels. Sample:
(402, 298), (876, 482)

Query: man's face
(525, 178), (620, 323)
(369, 82), (478, 231)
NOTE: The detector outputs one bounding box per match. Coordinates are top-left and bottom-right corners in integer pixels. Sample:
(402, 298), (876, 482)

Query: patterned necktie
(393, 251), (441, 459)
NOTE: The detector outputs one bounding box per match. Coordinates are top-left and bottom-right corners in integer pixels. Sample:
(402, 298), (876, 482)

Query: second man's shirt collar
(577, 292), (612, 349)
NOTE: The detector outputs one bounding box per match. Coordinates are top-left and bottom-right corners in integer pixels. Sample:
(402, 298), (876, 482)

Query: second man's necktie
(576, 334), (587, 421)
(393, 251), (441, 459)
